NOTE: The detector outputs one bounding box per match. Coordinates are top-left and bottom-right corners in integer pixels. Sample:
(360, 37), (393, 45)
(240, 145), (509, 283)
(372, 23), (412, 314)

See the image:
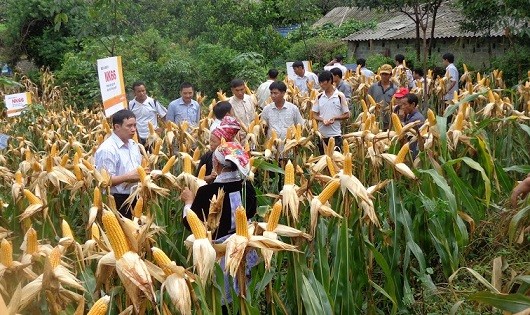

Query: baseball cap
(379, 64), (393, 74)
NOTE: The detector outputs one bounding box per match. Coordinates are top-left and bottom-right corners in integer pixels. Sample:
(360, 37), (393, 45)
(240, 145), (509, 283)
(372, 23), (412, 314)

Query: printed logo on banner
(4, 92), (32, 117)
(97, 56), (126, 117)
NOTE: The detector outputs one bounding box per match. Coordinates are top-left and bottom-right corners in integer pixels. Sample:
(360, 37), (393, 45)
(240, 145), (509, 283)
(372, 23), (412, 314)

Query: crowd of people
(94, 51), (529, 236)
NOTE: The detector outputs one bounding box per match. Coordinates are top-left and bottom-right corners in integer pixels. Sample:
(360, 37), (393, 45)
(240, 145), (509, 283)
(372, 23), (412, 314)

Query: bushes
(283, 37), (347, 71)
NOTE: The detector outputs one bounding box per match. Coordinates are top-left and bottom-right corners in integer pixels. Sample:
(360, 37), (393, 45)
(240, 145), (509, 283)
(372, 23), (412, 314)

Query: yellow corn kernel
(73, 164), (83, 181)
(183, 155), (192, 174)
(141, 157), (149, 169)
(152, 247), (174, 276)
(391, 113), (402, 134)
(15, 171), (23, 185)
(360, 99), (368, 113)
(343, 153), (353, 176)
(193, 147), (201, 161)
(326, 156), (336, 177)
(267, 201), (282, 232)
(60, 154), (69, 167)
(271, 130), (278, 142)
(284, 160), (295, 186)
(286, 126), (293, 140)
(102, 119), (111, 134)
(367, 94), (377, 107)
(62, 219), (74, 239)
(1, 239), (13, 267)
(82, 159), (95, 171)
(427, 109), (436, 126)
(45, 155), (53, 172)
(24, 189), (41, 205)
(186, 209), (207, 239)
(148, 121), (155, 135)
(235, 206), (249, 238)
(326, 137), (335, 157)
(295, 124), (302, 140)
(25, 149), (32, 161)
(87, 295), (110, 315)
(197, 164), (207, 180)
(318, 179), (340, 204)
(312, 119), (318, 131)
(102, 210), (130, 259)
(133, 196), (144, 218)
(93, 187), (102, 209)
(137, 166), (147, 184)
(162, 155), (176, 174)
(50, 143), (57, 158)
(244, 83), (252, 95)
(487, 89), (495, 103)
(25, 227), (38, 255)
(48, 246), (62, 268)
(342, 139), (349, 155)
(152, 139), (162, 155)
(453, 112), (464, 131)
(395, 143), (410, 164)
(180, 121), (189, 133)
(91, 223), (100, 241)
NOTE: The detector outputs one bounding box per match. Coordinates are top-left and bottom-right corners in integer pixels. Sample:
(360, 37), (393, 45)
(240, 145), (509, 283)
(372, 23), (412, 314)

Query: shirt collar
(110, 132), (130, 148)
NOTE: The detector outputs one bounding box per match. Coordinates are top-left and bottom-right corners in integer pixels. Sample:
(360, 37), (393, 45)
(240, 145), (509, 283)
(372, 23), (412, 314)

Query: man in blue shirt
(166, 82), (201, 127)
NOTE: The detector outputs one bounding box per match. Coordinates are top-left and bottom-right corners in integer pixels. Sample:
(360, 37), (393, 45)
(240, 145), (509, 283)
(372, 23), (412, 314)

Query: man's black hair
(213, 101), (232, 120)
(406, 93), (419, 106)
(413, 68), (424, 77)
(112, 109), (136, 127)
(268, 69), (279, 79)
(330, 67), (343, 78)
(132, 81), (145, 91)
(318, 70), (333, 83)
(292, 61), (304, 68)
(269, 81), (287, 93)
(230, 79), (245, 88)
(356, 58), (366, 67)
(442, 53), (455, 63)
(180, 82), (194, 91)
(335, 54), (344, 62)
(395, 54), (405, 63)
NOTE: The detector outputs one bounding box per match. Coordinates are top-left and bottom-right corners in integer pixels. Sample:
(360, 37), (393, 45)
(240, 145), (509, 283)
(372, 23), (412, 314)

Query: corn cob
(235, 206), (249, 238)
(318, 179), (340, 204)
(267, 201), (282, 231)
(453, 112), (464, 131)
(152, 139), (162, 155)
(186, 209), (207, 239)
(60, 154), (69, 167)
(1, 239), (13, 267)
(391, 113), (402, 134)
(162, 156), (176, 174)
(395, 143), (410, 164)
(87, 296), (110, 315)
(326, 156), (336, 177)
(50, 143), (57, 157)
(62, 219), (74, 239)
(286, 126), (293, 140)
(82, 159), (95, 171)
(295, 124), (302, 140)
(25, 227), (38, 255)
(183, 155), (192, 174)
(367, 94), (377, 107)
(152, 247), (174, 276)
(193, 147), (201, 161)
(102, 119), (111, 134)
(342, 139), (349, 154)
(73, 164), (83, 181)
(181, 143), (188, 153)
(360, 99), (368, 113)
(48, 246), (61, 268)
(141, 157), (149, 168)
(197, 164), (207, 180)
(24, 189), (41, 205)
(45, 155), (53, 172)
(15, 171), (23, 185)
(312, 119), (318, 131)
(180, 121), (189, 133)
(148, 122), (155, 135)
(487, 89), (495, 103)
(93, 187), (102, 209)
(343, 153), (353, 176)
(137, 166), (147, 185)
(284, 160), (294, 185)
(102, 210), (130, 259)
(427, 109), (436, 126)
(133, 196), (144, 218)
(91, 223), (100, 241)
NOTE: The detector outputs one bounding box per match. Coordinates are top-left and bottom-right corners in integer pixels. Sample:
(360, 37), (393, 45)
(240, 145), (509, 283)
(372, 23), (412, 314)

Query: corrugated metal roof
(343, 5), (505, 41)
(312, 7), (401, 27)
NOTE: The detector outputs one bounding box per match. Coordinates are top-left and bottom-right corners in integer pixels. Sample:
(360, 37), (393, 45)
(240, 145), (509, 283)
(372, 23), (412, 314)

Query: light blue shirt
(95, 132), (142, 194)
(166, 97), (200, 127)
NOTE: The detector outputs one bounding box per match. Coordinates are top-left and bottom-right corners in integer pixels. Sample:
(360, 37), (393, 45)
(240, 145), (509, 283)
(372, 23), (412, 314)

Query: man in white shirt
(443, 52), (459, 102)
(95, 109), (142, 218)
(256, 69), (278, 108)
(229, 79), (257, 129)
(356, 58), (375, 78)
(324, 54), (348, 79)
(393, 54), (415, 89)
(261, 81), (304, 140)
(292, 61), (320, 94)
(312, 71), (350, 153)
(128, 81), (167, 146)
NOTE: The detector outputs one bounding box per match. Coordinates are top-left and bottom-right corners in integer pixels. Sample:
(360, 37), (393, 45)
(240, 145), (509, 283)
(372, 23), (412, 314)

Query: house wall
(348, 37), (509, 69)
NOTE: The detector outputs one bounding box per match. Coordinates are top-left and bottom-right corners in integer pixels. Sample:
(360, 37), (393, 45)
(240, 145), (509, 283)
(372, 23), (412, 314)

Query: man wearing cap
(198, 116), (241, 183)
(182, 141), (256, 240)
(368, 64), (399, 129)
(292, 61), (320, 94)
(261, 81), (305, 140)
(312, 71), (350, 153)
(324, 54), (348, 79)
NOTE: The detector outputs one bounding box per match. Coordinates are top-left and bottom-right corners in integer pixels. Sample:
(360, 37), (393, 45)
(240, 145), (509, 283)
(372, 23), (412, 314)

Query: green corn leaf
(468, 291), (530, 313)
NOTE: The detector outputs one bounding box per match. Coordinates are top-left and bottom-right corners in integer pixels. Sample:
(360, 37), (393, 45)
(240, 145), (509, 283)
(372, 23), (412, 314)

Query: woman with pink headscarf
(197, 115), (241, 183)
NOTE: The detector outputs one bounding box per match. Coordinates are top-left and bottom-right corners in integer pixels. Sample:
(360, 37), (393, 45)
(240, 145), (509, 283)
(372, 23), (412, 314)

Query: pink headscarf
(213, 141), (250, 177)
(212, 116), (240, 142)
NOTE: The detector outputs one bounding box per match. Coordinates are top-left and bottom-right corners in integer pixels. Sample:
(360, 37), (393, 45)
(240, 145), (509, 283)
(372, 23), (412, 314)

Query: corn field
(0, 68), (529, 314)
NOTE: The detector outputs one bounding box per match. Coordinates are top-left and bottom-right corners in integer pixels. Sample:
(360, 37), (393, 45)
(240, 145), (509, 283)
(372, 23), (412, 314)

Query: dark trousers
(112, 193), (136, 219)
(318, 136), (343, 154)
